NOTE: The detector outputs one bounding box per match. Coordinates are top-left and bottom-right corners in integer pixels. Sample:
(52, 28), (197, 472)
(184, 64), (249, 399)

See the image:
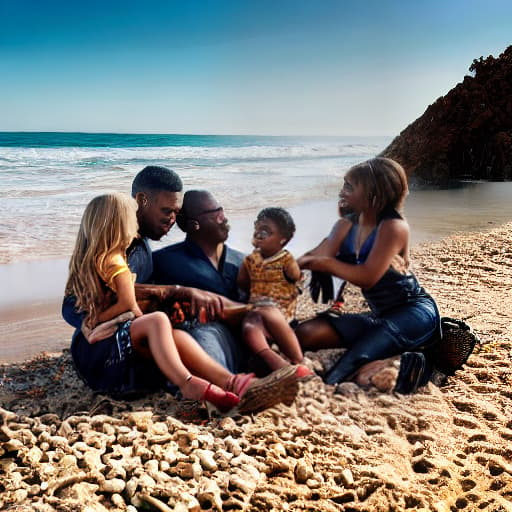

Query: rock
(381, 45), (512, 183)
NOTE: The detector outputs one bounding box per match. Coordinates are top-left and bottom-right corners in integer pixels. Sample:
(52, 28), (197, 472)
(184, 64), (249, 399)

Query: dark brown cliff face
(381, 45), (512, 184)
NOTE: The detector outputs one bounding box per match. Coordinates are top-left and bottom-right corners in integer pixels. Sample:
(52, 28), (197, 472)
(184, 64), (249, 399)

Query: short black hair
(176, 190), (211, 232)
(131, 166), (183, 197)
(256, 207), (296, 241)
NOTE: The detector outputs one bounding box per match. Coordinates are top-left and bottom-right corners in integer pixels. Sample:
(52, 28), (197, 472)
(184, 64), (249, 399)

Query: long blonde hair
(65, 193), (139, 327)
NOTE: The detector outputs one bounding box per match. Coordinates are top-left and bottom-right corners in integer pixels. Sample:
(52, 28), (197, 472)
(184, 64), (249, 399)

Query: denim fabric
(182, 321), (247, 374)
(127, 237), (153, 284)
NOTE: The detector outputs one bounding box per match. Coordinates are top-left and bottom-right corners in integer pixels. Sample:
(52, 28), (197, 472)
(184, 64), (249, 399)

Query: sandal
(237, 365), (299, 414)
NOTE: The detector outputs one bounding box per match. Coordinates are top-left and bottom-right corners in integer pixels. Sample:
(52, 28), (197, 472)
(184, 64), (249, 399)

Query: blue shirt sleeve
(62, 295), (84, 329)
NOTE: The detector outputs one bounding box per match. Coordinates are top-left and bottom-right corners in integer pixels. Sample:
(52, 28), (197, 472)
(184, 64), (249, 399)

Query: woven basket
(432, 317), (480, 376)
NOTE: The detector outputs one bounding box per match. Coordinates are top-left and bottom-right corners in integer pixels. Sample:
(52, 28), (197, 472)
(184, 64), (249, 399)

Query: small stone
(340, 468), (354, 487)
(100, 478), (126, 494)
(295, 459), (313, 484)
(197, 449), (217, 471)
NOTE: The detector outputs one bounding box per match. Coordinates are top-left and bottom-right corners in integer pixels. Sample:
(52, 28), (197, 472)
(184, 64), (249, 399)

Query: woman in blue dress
(296, 157), (440, 385)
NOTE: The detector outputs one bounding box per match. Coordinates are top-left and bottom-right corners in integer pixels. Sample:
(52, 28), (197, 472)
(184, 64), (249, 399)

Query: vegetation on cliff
(382, 45), (512, 184)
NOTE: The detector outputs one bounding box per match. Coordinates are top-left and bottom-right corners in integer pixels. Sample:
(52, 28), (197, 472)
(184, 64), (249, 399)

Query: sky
(1, 0), (511, 136)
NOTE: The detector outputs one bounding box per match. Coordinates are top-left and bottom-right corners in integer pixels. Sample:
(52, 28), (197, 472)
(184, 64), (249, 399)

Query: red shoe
(225, 373), (256, 397)
(202, 383), (240, 413)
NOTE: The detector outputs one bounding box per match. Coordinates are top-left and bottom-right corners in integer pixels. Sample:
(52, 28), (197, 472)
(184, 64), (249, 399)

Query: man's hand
(185, 288), (225, 320)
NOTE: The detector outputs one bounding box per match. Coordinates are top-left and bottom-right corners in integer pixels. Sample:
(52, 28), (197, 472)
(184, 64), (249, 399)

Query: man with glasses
(152, 189), (247, 372)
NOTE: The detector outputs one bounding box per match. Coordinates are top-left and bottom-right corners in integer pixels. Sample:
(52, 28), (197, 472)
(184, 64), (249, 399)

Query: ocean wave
(0, 140), (387, 167)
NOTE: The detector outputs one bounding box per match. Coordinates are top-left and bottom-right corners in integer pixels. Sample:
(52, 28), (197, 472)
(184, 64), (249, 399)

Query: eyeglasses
(197, 206), (223, 217)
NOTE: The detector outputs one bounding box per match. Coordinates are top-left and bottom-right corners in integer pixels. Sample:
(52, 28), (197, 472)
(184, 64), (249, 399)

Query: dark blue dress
(324, 209), (441, 385)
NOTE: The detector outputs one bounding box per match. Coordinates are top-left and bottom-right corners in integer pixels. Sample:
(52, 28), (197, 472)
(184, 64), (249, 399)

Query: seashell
(294, 459), (313, 483)
(196, 449), (217, 471)
(99, 478), (126, 494)
(196, 478), (223, 511)
(9, 428), (37, 447)
(39, 441), (50, 452)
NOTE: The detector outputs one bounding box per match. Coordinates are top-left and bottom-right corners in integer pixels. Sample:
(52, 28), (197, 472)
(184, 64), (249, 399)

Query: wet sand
(3, 185), (512, 363)
(1, 223), (511, 511)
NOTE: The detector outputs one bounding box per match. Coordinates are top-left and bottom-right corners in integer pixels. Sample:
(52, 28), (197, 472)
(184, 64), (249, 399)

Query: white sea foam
(0, 137), (389, 264)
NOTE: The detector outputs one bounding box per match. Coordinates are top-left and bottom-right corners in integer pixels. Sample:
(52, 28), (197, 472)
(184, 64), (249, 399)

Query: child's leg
(241, 310), (290, 371)
(257, 306), (304, 364)
(130, 312), (226, 401)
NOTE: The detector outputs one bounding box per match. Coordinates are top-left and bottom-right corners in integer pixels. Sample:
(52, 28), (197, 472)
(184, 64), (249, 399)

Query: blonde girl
(65, 193), (297, 412)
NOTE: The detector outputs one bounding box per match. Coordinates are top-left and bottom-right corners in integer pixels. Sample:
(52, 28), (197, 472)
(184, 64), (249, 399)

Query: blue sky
(1, 0), (511, 136)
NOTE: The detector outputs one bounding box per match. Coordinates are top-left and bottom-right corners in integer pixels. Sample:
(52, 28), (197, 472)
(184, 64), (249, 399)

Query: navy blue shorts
(327, 297), (440, 352)
(71, 320), (168, 396)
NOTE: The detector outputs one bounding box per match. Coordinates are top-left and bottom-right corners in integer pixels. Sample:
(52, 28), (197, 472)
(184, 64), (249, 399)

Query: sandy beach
(1, 222), (511, 511)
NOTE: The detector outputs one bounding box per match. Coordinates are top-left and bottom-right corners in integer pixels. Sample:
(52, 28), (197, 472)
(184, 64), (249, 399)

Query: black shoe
(394, 352), (427, 394)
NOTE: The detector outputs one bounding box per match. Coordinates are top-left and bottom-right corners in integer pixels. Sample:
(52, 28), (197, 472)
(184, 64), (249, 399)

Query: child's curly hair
(256, 207), (296, 242)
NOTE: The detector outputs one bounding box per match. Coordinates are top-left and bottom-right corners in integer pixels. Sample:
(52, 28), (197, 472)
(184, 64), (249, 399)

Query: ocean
(0, 132), (388, 265)
(2, 131), (512, 307)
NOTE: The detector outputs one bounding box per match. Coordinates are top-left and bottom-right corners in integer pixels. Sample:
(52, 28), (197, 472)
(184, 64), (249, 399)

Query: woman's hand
(298, 255), (331, 272)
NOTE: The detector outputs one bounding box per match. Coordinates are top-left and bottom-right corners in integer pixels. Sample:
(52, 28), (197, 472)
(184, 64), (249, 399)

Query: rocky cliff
(381, 45), (512, 184)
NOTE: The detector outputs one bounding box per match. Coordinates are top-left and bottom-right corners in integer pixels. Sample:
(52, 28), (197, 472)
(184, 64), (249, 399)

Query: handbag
(395, 317), (480, 393)
(431, 317), (481, 376)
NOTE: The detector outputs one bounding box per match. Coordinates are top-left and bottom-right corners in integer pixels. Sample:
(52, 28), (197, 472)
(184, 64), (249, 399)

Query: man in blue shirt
(152, 190), (248, 371)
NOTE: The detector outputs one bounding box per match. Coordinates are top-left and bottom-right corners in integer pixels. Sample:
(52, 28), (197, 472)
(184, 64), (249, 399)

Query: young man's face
(136, 190), (182, 240)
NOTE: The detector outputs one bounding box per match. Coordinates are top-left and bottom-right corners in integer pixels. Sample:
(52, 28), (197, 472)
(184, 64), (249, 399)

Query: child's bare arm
(284, 256), (301, 283)
(237, 261), (251, 293)
(98, 270), (142, 322)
